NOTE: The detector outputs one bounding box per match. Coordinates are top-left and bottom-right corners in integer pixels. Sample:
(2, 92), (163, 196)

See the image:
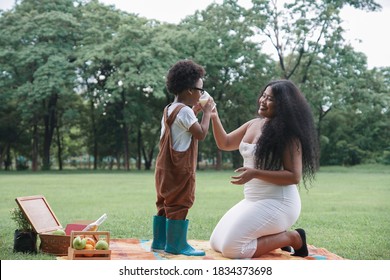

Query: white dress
(209, 141), (301, 258)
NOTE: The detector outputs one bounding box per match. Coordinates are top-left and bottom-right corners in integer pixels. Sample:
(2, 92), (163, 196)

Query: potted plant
(10, 207), (37, 253)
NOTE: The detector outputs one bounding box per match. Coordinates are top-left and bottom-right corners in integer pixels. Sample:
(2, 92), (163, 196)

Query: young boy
(152, 60), (214, 256)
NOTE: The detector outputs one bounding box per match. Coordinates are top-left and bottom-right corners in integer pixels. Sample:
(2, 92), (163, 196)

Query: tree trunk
(0, 147), (2, 170)
(31, 124), (39, 171)
(215, 149), (222, 170)
(123, 124), (130, 170)
(142, 145), (154, 170)
(232, 150), (242, 169)
(5, 144), (12, 170)
(42, 94), (58, 170)
(56, 124), (62, 171)
(116, 154), (121, 170)
(317, 106), (331, 149)
(120, 90), (130, 171)
(0, 143), (9, 170)
(137, 128), (142, 170)
(90, 100), (98, 170)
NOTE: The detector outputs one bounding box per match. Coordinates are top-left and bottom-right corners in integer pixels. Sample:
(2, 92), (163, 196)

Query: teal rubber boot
(151, 215), (166, 251)
(165, 219), (205, 256)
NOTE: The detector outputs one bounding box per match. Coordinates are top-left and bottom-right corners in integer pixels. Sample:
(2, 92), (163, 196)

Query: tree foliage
(0, 0), (388, 171)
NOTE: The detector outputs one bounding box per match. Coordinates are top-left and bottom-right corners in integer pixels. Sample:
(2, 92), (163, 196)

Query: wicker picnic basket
(15, 195), (90, 256)
(39, 233), (70, 256)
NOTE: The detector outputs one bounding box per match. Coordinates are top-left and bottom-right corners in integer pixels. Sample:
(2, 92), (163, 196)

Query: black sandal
(281, 246), (293, 253)
(292, 228), (308, 257)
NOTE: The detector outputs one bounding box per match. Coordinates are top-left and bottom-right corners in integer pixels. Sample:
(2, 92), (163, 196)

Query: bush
(335, 141), (366, 166)
(10, 207), (32, 231)
(16, 156), (29, 171)
(381, 150), (390, 165)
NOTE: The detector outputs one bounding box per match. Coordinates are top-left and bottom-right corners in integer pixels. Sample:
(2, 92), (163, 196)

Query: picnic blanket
(59, 239), (345, 260)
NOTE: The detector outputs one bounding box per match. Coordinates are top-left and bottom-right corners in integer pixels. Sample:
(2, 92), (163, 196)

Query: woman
(209, 79), (320, 258)
(152, 59), (214, 256)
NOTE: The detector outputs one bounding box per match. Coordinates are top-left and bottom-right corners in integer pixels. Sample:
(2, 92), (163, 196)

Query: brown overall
(154, 104), (198, 220)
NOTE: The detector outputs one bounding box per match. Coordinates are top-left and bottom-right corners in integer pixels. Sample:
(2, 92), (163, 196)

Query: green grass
(0, 164), (389, 260)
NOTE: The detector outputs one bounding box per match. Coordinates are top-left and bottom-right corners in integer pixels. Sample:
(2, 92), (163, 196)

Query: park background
(0, 0), (389, 260)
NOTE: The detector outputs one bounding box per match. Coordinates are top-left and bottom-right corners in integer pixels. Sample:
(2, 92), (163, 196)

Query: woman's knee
(221, 247), (245, 259)
(219, 244), (245, 259)
(220, 239), (257, 259)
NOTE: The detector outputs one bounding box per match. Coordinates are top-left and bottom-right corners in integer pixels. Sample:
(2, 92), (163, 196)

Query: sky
(1, 0), (389, 69)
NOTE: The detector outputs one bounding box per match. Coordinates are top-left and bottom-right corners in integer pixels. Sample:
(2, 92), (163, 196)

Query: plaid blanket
(106, 239), (345, 260)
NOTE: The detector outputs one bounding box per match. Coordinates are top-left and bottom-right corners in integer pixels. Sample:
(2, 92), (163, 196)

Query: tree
(178, 0), (276, 169)
(0, 0), (80, 170)
(1, 0), (388, 170)
(247, 0), (386, 165)
(75, 0), (124, 169)
(248, 0), (381, 80)
(105, 16), (177, 170)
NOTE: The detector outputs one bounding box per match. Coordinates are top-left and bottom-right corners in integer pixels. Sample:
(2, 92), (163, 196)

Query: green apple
(52, 229), (66, 236)
(95, 240), (109, 250)
(73, 236), (86, 250)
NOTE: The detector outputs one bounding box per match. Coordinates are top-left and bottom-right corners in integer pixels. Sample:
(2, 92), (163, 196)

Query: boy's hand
(192, 103), (202, 115)
(201, 97), (215, 113)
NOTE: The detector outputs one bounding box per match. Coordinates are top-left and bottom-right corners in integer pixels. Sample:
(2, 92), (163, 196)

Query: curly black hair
(254, 80), (320, 187)
(166, 59), (205, 95)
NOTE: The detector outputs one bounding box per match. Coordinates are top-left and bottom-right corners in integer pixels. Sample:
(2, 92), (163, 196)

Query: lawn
(0, 164), (389, 260)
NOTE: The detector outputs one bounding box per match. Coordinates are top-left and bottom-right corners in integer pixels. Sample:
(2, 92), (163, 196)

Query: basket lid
(15, 195), (62, 234)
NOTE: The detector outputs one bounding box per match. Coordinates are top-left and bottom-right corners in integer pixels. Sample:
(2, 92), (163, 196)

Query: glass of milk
(199, 91), (216, 109)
